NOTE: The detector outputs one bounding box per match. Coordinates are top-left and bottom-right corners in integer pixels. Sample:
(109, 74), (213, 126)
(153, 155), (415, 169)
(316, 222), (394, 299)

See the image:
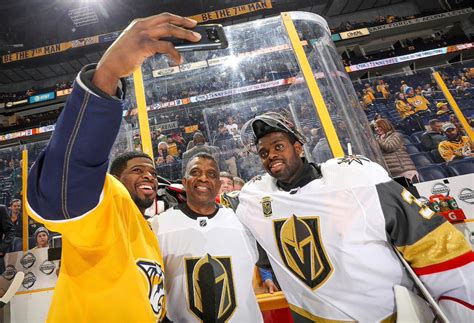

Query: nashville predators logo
(274, 215), (333, 290)
(136, 260), (166, 321)
(185, 254), (237, 322)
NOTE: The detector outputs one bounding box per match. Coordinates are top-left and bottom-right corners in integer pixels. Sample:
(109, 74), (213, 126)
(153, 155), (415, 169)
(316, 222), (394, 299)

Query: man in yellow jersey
(438, 122), (473, 162)
(26, 13), (201, 322)
(405, 87), (431, 113)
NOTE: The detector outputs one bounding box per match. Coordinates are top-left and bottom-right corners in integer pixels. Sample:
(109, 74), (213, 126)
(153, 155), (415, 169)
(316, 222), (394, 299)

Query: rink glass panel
(127, 12), (384, 181)
(0, 140), (49, 251)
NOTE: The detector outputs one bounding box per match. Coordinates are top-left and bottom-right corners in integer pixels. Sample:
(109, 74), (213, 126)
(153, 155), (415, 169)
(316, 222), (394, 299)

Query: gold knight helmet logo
(274, 215), (333, 290)
(185, 254), (236, 322)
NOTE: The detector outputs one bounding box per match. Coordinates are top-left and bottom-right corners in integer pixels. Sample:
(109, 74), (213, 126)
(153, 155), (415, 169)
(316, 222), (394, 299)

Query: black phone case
(162, 24), (228, 52)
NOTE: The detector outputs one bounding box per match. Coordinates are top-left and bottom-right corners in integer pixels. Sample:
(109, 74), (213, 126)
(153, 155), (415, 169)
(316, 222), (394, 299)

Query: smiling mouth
(194, 185), (211, 192)
(137, 184), (155, 194)
(269, 161), (284, 172)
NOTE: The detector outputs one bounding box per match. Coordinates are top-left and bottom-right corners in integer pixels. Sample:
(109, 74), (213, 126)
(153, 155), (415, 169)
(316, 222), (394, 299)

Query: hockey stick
(392, 246), (450, 322)
(0, 271), (25, 308)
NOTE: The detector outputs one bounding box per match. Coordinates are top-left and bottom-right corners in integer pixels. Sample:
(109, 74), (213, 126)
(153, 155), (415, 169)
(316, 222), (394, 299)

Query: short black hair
(110, 151), (153, 177)
(184, 152), (219, 176)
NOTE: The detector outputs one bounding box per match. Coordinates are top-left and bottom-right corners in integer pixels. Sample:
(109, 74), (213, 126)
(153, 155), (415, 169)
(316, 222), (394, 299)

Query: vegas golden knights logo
(274, 215), (333, 290)
(185, 254), (237, 322)
(261, 196), (273, 217)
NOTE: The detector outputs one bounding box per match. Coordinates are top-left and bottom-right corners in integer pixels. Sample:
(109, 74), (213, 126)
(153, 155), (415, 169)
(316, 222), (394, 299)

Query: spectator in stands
(362, 89), (375, 109)
(421, 83), (434, 98)
(218, 171), (234, 195)
(166, 135), (179, 157)
(213, 123), (238, 176)
(33, 227), (50, 249)
(449, 114), (465, 135)
(375, 119), (418, 180)
(311, 128), (332, 163)
(420, 119), (446, 163)
(156, 142), (170, 160)
(182, 132), (222, 175)
(225, 116), (240, 141)
(0, 204), (15, 272)
(233, 177), (245, 191)
(154, 128), (166, 143)
(237, 148), (262, 182)
(376, 80), (390, 100)
(400, 80), (408, 93)
(8, 199), (22, 238)
(438, 122), (473, 162)
(436, 102), (450, 116)
(364, 83), (375, 95)
(405, 87), (430, 113)
(394, 92), (415, 120)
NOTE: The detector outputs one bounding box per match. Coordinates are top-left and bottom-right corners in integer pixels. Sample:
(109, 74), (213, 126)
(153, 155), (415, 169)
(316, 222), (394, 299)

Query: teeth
(138, 185), (153, 190)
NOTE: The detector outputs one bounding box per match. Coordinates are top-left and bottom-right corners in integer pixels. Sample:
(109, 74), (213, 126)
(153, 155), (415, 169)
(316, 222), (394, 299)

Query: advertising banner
(188, 0), (272, 23)
(414, 174), (473, 220)
(2, 42), (72, 64)
(367, 8), (473, 32)
(339, 28), (370, 40)
(0, 248), (58, 293)
(28, 91), (55, 104)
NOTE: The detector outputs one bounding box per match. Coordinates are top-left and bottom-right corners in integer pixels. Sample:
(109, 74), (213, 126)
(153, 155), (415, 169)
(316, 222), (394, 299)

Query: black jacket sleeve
(0, 205), (15, 253)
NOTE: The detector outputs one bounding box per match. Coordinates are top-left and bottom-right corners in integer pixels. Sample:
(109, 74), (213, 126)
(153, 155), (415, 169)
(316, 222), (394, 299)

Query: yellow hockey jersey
(438, 136), (472, 161)
(28, 175), (166, 322)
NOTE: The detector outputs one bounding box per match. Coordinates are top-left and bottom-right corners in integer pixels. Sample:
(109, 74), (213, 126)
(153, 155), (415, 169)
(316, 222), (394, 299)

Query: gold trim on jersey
(184, 254), (237, 322)
(380, 312), (397, 323)
(289, 303), (356, 322)
(397, 222), (472, 268)
(274, 215), (333, 290)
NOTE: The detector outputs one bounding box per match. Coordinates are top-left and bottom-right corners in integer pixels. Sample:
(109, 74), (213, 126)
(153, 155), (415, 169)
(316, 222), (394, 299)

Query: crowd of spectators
(0, 140), (53, 253)
(0, 80), (72, 104)
(329, 8), (446, 33)
(343, 33), (471, 66)
(356, 62), (473, 180)
(0, 109), (61, 135)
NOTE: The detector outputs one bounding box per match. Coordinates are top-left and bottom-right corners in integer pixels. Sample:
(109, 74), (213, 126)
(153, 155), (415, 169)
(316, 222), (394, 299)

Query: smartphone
(163, 24), (228, 51)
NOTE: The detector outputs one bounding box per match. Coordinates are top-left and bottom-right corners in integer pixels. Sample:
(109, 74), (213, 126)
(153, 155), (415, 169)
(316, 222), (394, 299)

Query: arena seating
(417, 164), (450, 181)
(409, 152), (435, 167)
(446, 158), (474, 176)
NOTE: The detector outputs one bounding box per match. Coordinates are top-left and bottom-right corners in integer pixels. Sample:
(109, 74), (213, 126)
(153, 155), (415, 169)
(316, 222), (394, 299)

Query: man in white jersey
(234, 112), (473, 322)
(150, 153), (262, 322)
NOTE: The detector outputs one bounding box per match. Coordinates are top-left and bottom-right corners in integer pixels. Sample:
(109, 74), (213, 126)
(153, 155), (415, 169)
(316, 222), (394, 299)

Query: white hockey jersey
(237, 157), (473, 322)
(149, 205), (263, 323)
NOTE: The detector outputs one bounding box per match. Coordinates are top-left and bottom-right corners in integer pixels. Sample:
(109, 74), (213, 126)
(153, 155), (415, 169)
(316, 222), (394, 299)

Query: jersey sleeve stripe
(438, 295), (474, 310)
(27, 187), (105, 225)
(397, 222), (472, 269)
(413, 251), (474, 276)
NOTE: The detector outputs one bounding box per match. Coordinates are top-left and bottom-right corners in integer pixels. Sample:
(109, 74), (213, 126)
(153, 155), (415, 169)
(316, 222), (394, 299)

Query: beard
(133, 195), (155, 211)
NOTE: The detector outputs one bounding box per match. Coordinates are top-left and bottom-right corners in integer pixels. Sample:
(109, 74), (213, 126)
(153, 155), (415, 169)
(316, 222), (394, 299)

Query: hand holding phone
(162, 24), (228, 52)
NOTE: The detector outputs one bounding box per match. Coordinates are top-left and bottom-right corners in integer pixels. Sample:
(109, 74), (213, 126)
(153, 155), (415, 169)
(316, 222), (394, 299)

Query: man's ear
(182, 178), (187, 188)
(294, 141), (303, 156)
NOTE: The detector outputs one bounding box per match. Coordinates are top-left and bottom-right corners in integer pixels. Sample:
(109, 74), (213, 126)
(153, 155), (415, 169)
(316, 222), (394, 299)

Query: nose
(197, 173), (210, 182)
(268, 147), (279, 160)
(142, 170), (155, 180)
